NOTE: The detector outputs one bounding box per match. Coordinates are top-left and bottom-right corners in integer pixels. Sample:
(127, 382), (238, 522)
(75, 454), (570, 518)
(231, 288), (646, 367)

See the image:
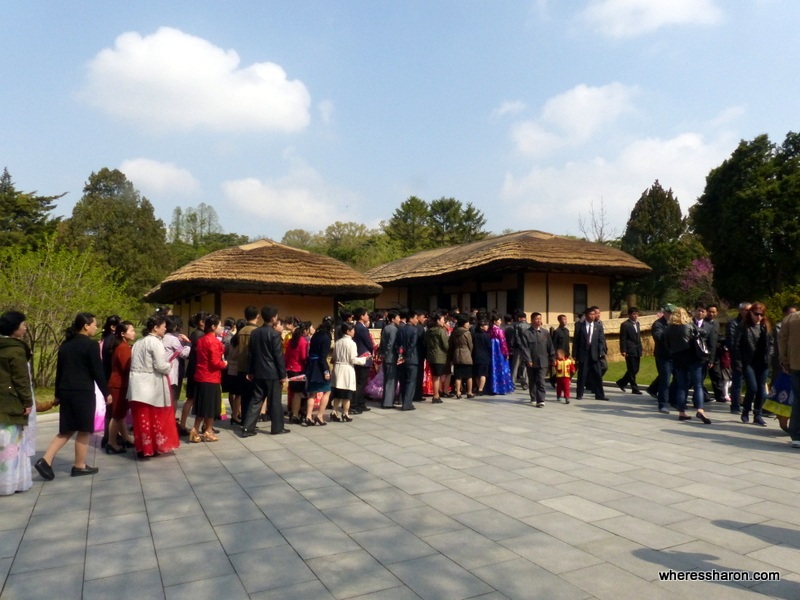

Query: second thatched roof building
(365, 230), (650, 322)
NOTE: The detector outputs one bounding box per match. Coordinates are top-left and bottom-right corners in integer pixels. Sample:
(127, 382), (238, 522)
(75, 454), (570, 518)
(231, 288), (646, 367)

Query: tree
(281, 228), (327, 253)
(0, 167), (64, 249)
(621, 180), (706, 309)
(578, 197), (618, 244)
(60, 168), (170, 298)
(385, 196), (431, 254)
(425, 197), (488, 248)
(691, 133), (800, 301)
(0, 238), (138, 387)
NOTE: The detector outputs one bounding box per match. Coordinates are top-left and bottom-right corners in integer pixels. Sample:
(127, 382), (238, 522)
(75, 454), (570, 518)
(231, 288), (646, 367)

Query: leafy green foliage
(386, 195), (488, 255)
(621, 180), (706, 309)
(691, 132), (800, 301)
(385, 196), (431, 254)
(0, 168), (63, 250)
(59, 168), (170, 299)
(0, 239), (139, 387)
(281, 222), (401, 271)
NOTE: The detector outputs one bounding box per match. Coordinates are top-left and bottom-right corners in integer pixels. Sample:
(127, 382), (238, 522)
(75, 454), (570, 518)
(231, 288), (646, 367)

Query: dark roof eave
(371, 260), (651, 287)
(143, 280), (382, 303)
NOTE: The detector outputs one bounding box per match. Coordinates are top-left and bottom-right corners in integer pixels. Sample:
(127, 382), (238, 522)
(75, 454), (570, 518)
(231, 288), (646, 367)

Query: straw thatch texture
(144, 239), (382, 302)
(365, 230), (651, 285)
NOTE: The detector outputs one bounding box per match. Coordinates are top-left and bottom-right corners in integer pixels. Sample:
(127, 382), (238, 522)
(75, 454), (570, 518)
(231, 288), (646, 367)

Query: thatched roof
(365, 230), (651, 285)
(144, 239), (383, 302)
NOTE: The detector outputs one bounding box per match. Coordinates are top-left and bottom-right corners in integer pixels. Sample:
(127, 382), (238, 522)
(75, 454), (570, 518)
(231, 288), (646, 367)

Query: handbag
(692, 326), (709, 360)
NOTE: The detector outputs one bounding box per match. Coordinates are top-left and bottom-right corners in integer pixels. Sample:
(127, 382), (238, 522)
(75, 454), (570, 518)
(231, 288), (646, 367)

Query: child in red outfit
(553, 348), (576, 404)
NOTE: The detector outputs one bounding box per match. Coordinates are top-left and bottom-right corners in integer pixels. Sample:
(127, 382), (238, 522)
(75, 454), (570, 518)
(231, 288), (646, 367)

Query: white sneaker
(536, 402), (545, 408)
(791, 440), (800, 448)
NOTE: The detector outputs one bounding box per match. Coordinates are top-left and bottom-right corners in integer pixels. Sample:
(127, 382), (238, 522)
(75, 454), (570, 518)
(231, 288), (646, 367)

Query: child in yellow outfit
(553, 348), (576, 404)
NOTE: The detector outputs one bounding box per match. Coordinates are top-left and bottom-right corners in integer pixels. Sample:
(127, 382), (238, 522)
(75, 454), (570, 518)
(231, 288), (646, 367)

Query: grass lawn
(603, 356), (713, 389)
(603, 357), (657, 386)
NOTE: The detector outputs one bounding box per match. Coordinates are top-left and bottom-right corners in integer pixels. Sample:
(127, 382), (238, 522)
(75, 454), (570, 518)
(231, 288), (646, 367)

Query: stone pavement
(2, 387), (800, 600)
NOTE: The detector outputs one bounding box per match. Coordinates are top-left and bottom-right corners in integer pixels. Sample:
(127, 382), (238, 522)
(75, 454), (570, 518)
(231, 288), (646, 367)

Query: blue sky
(2, 1), (797, 242)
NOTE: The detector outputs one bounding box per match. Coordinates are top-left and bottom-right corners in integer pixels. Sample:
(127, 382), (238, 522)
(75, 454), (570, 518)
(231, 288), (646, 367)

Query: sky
(2, 0), (798, 243)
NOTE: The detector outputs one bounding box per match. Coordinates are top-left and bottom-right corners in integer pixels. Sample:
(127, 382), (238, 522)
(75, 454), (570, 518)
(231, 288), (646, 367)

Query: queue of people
(5, 299), (800, 487)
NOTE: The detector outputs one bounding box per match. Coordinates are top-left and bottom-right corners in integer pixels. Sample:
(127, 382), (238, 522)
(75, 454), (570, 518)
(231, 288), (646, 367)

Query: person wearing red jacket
(190, 315), (228, 442)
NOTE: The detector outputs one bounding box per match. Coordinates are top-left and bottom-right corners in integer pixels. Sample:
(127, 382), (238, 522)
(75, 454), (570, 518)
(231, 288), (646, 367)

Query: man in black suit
(351, 307), (375, 414)
(379, 310), (401, 408)
(395, 309), (420, 411)
(551, 314), (571, 357)
(616, 307), (643, 394)
(572, 307), (608, 400)
(243, 306), (288, 436)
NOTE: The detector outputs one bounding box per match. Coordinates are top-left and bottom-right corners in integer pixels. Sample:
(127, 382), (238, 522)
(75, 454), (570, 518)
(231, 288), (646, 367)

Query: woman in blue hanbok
(489, 314), (515, 395)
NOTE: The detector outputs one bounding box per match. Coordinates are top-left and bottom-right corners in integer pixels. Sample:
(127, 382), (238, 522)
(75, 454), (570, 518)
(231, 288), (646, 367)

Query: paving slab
(2, 388), (800, 599)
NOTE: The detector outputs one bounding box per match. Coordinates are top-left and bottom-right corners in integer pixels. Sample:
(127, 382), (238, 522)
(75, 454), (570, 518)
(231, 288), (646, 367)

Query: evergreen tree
(61, 168), (169, 298)
(0, 167), (63, 249)
(385, 196), (431, 254)
(621, 180), (704, 309)
(690, 133), (800, 301)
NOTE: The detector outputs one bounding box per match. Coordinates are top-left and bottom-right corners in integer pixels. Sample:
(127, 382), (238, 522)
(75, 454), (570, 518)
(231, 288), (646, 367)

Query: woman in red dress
(106, 321), (136, 454)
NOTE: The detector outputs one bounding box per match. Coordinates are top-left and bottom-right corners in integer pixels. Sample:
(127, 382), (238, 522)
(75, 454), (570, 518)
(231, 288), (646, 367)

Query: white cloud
(119, 158), (201, 197)
(500, 131), (734, 234)
(582, 0), (723, 38)
(82, 27), (311, 133)
(511, 83), (638, 158)
(221, 165), (360, 235)
(491, 100), (527, 119)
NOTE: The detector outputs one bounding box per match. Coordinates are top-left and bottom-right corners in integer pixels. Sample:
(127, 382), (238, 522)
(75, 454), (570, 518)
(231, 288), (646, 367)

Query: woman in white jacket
(128, 316), (180, 458)
(331, 323), (368, 422)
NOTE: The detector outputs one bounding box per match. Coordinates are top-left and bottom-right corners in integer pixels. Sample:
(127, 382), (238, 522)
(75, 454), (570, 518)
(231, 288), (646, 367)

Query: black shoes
(240, 429), (258, 438)
(71, 465), (99, 477)
(632, 389), (643, 395)
(35, 458), (55, 481)
(105, 444), (126, 455)
(360, 406), (371, 412)
(271, 429), (291, 435)
(616, 380), (626, 392)
(432, 398), (443, 404)
(696, 412), (712, 424)
(400, 406), (416, 411)
(342, 414), (353, 422)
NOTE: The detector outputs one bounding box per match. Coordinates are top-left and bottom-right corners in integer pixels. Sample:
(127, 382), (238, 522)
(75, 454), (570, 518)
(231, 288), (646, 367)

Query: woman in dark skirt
(304, 317), (334, 426)
(190, 314), (227, 442)
(472, 319), (492, 395)
(35, 313), (111, 480)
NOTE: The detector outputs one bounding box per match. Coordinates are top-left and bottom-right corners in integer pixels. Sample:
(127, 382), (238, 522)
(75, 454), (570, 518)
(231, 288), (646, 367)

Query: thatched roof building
(365, 230), (650, 322)
(145, 239), (382, 325)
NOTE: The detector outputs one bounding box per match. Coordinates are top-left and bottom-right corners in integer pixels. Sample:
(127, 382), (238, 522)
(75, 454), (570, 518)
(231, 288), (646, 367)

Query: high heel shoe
(304, 418), (315, 427)
(105, 444), (126, 454)
(342, 414), (353, 422)
(188, 429), (202, 443)
(314, 416), (327, 426)
(329, 412), (341, 422)
(696, 411), (712, 424)
(201, 431), (219, 442)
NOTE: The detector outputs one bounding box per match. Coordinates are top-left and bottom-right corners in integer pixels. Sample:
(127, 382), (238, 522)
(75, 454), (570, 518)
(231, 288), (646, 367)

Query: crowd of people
(2, 298), (800, 490)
